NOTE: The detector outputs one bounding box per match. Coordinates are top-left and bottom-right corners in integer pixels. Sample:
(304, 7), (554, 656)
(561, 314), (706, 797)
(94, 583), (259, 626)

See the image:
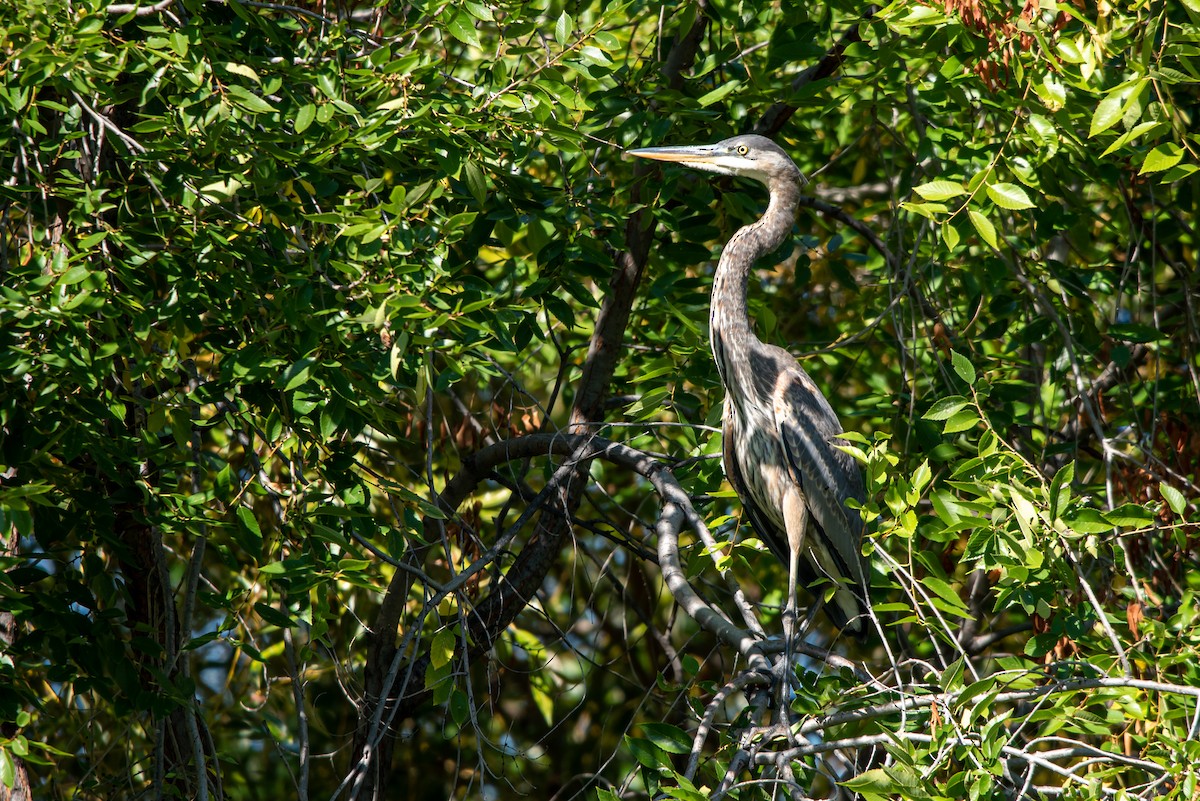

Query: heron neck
(709, 176), (799, 386)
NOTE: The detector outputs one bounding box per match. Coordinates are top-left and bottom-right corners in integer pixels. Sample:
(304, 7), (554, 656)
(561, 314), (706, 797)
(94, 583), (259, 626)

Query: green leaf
(199, 177), (244, 202)
(430, 627), (456, 670)
(986, 182), (1035, 210)
(77, 16), (104, 35)
(901, 201), (948, 219)
(924, 396), (969, 421)
(424, 655), (452, 693)
(446, 10), (481, 48)
(697, 80), (740, 107)
(462, 1), (493, 21)
(554, 11), (572, 47)
(1089, 91), (1126, 137)
(1010, 490), (1039, 532)
(913, 180), (966, 201)
(1100, 120), (1167, 158)
(224, 62), (261, 83)
(1025, 631), (1059, 657)
(279, 357), (315, 391)
(530, 681), (554, 723)
(295, 104), (316, 134)
(254, 602), (293, 629)
(951, 350), (976, 385)
(1140, 143), (1183, 174)
(840, 765), (924, 801)
(1108, 323), (1164, 343)
(444, 211), (478, 233)
(1104, 503), (1154, 527)
(626, 736), (670, 769)
(1152, 68), (1193, 86)
(940, 657), (966, 691)
(1036, 74), (1066, 111)
(1050, 462), (1074, 519)
(912, 460), (932, 492)
(1027, 113), (1058, 147)
(942, 407), (979, 434)
(968, 209), (998, 249)
(236, 506), (263, 552)
(640, 723), (691, 754)
(227, 85), (276, 114)
(942, 221), (960, 251)
(1064, 507), (1111, 534)
(463, 160), (488, 207)
(56, 266), (91, 286)
(1161, 483), (1186, 516)
(450, 688), (470, 726)
(1056, 38), (1084, 64)
(579, 46), (612, 66)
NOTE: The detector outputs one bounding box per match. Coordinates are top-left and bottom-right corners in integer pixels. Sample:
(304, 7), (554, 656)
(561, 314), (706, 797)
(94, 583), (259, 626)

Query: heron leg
(783, 541), (800, 686)
(780, 489), (809, 722)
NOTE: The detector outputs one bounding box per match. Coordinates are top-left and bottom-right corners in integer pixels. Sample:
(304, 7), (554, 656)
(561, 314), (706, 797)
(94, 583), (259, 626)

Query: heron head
(626, 134), (802, 186)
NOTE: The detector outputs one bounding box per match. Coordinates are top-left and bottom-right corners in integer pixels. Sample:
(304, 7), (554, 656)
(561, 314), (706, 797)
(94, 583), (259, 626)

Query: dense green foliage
(2, 0), (1199, 798)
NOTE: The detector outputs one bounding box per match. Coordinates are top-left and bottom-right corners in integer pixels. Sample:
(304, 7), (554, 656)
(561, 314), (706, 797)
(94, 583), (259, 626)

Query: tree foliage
(2, 0), (1199, 798)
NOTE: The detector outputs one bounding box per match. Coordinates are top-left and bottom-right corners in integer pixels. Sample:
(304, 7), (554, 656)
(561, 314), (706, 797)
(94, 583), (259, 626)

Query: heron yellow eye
(736, 145), (749, 155)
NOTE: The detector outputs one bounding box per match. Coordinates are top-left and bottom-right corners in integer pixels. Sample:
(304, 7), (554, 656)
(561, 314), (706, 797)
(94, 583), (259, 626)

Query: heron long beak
(626, 144), (720, 165)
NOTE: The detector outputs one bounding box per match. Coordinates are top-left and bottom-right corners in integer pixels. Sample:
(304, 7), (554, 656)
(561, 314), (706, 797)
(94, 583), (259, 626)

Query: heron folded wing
(773, 372), (870, 632)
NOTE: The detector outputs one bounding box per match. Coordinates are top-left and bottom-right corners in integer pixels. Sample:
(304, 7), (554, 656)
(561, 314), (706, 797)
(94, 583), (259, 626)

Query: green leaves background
(1, 0), (1198, 798)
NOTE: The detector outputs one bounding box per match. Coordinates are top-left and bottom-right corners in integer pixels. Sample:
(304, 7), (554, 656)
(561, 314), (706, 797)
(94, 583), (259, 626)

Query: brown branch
(108, 388), (214, 799)
(0, 525), (33, 801)
(965, 622), (1032, 654)
(800, 193), (900, 274)
(351, 11), (714, 793)
(662, 0), (710, 93)
(569, 3), (708, 428)
(754, 7), (877, 139)
(347, 433), (737, 798)
(1044, 343), (1151, 474)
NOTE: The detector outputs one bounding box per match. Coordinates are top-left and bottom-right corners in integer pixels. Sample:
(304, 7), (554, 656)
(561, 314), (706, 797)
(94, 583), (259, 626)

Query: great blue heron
(628, 134), (870, 657)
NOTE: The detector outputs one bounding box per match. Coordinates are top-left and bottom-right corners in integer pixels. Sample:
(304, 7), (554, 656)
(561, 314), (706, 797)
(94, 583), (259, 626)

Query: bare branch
(105, 0), (174, 17)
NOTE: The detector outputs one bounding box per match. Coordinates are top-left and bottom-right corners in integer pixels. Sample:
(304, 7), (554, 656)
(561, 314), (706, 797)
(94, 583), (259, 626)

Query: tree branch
(348, 432), (757, 796)
(1044, 343), (1151, 474)
(105, 0), (175, 17)
(754, 8), (877, 139)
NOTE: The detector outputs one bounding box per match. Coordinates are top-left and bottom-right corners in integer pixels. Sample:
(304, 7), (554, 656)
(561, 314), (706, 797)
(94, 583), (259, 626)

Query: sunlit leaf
(554, 10), (572, 46)
(446, 10), (481, 47)
(986, 182), (1035, 210)
(914, 180), (966, 201)
(1161, 483), (1186, 516)
(1140, 143), (1183, 174)
(925, 396), (970, 421)
(951, 350), (976, 385)
(698, 80), (739, 107)
(968, 209), (998, 249)
(294, 103), (316, 133)
(943, 407), (979, 434)
(1089, 91), (1126, 138)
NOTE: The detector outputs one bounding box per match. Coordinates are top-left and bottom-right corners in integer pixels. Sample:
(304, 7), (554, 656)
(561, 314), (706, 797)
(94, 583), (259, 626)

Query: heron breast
(725, 400), (791, 531)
